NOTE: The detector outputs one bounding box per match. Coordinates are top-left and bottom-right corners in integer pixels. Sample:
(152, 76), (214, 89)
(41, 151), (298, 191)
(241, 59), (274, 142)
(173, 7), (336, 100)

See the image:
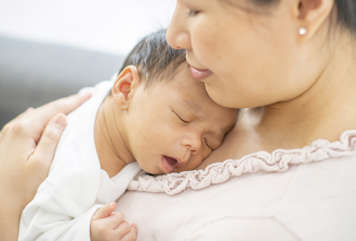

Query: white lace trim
(128, 130), (356, 195)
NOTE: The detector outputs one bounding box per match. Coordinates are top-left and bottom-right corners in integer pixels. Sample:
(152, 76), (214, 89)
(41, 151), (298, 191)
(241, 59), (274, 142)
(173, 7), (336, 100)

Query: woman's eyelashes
(187, 8), (201, 17)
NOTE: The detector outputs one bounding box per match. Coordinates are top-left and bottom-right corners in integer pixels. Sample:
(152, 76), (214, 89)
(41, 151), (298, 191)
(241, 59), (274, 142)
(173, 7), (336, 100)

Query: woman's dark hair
(335, 0), (356, 32)
(118, 29), (186, 85)
(253, 0), (356, 33)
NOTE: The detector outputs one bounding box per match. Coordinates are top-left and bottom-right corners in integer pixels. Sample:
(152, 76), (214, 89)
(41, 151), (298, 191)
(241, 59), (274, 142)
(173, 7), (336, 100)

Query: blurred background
(0, 0), (176, 127)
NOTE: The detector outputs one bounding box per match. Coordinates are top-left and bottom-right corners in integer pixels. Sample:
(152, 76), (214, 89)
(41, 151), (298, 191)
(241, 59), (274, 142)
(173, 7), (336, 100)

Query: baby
(19, 29), (237, 241)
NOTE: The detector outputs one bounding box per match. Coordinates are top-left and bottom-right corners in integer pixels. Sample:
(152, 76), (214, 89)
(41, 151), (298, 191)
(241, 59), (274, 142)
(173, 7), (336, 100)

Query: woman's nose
(166, 7), (191, 50)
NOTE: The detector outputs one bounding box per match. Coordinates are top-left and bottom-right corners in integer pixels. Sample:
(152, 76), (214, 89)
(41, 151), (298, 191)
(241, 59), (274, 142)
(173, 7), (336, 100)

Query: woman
(2, 0), (356, 240)
(165, 0), (356, 164)
(0, 92), (91, 241)
(116, 0), (356, 240)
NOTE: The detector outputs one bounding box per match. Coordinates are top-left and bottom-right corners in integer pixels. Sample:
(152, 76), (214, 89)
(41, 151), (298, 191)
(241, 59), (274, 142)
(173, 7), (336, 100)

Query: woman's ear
(112, 65), (141, 110)
(293, 0), (334, 40)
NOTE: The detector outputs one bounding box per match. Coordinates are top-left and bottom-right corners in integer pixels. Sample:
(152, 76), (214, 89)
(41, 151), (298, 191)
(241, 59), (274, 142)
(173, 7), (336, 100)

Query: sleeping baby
(19, 29), (237, 241)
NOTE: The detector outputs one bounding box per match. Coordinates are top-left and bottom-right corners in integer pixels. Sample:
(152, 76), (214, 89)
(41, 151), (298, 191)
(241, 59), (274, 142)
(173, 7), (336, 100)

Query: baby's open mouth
(161, 155), (179, 173)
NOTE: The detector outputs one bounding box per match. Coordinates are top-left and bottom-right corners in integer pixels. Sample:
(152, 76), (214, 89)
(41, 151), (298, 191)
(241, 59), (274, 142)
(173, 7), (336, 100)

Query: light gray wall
(0, 1), (176, 127)
(0, 35), (124, 127)
(0, 0), (175, 54)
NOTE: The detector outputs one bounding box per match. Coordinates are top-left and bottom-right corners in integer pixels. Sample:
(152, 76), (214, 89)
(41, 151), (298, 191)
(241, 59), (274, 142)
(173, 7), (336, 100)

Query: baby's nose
(183, 135), (202, 153)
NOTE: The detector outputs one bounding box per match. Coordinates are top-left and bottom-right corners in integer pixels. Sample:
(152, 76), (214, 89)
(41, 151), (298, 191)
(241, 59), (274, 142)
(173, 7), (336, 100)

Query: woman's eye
(187, 9), (201, 17)
(172, 110), (189, 123)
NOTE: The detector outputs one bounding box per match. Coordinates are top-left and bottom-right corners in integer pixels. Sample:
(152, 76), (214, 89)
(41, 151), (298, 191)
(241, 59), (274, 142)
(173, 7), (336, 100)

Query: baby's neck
(94, 97), (135, 177)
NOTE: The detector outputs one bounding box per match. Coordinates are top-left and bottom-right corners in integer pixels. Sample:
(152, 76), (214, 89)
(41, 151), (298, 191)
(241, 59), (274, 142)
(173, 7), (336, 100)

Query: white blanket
(19, 81), (141, 241)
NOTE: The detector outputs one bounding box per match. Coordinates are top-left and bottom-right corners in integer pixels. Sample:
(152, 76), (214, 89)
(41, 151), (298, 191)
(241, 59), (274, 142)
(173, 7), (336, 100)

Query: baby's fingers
(104, 211), (126, 229)
(120, 225), (137, 241)
(92, 203), (117, 220)
(115, 222), (132, 239)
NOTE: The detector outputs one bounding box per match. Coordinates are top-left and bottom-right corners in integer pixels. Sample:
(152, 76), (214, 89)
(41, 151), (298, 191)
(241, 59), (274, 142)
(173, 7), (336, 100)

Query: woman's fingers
(10, 107), (35, 124)
(14, 92), (91, 142)
(35, 91), (92, 117)
(27, 113), (66, 172)
(0, 91), (92, 241)
(1, 92), (92, 157)
(0, 92), (91, 207)
(30, 113), (67, 167)
(29, 92), (92, 141)
(0, 107), (34, 140)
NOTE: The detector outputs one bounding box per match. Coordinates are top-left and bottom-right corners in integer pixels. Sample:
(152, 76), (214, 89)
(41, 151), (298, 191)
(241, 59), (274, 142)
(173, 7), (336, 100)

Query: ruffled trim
(128, 130), (356, 195)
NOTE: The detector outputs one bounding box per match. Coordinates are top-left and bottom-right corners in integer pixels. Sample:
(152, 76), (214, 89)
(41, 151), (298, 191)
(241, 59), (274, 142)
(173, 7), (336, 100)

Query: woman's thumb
(92, 202), (117, 220)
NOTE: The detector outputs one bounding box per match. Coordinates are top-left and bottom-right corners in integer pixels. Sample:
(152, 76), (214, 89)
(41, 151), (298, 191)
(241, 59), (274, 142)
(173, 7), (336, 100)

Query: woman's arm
(0, 92), (91, 241)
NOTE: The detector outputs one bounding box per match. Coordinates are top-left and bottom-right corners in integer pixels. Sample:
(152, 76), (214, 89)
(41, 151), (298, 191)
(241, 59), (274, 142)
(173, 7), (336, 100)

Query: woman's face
(166, 0), (323, 108)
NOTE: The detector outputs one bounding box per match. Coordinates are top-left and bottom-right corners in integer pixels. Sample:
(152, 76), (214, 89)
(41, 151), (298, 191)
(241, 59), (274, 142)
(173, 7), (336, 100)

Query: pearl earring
(299, 27), (307, 36)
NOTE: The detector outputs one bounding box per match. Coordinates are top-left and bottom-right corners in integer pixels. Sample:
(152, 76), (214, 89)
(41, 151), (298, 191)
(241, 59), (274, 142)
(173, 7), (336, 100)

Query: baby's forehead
(177, 92), (236, 124)
(154, 65), (236, 120)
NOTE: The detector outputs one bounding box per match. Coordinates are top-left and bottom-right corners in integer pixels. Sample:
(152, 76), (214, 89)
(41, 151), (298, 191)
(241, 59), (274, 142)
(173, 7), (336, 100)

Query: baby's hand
(90, 203), (137, 241)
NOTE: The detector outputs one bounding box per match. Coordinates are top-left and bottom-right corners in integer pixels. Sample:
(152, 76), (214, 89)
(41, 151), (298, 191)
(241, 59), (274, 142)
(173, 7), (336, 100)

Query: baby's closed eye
(204, 136), (223, 151)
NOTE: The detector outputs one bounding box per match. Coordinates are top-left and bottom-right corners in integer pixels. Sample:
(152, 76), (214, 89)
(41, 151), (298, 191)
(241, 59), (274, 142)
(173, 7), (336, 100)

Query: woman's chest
(119, 154), (356, 241)
(200, 121), (264, 168)
(118, 170), (295, 241)
(200, 108), (291, 169)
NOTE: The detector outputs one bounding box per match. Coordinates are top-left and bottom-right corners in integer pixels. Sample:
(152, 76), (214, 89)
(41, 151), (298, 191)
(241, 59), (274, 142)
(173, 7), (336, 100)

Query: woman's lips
(189, 66), (212, 81)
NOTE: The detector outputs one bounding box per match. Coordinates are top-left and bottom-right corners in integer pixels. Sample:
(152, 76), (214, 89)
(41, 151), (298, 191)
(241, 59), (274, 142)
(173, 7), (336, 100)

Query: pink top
(117, 130), (356, 241)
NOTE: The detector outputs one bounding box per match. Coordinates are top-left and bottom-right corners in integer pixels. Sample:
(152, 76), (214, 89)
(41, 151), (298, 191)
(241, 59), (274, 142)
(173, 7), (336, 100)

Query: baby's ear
(112, 65), (141, 109)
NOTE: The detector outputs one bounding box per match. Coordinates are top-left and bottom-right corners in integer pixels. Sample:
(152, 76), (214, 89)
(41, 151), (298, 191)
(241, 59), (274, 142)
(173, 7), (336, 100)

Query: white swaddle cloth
(19, 81), (141, 241)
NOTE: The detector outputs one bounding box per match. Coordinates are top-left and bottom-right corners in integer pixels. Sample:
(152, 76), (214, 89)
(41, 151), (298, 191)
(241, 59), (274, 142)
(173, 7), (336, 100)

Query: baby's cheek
(195, 151), (211, 168)
(202, 151), (210, 161)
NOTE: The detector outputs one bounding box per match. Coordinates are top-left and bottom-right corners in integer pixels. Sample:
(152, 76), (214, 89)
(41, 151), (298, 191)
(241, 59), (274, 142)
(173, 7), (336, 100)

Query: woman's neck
(257, 37), (356, 150)
(94, 97), (135, 177)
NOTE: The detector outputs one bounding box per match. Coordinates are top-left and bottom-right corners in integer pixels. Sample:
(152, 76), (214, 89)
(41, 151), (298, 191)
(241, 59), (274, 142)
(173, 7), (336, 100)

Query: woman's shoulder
(128, 129), (356, 195)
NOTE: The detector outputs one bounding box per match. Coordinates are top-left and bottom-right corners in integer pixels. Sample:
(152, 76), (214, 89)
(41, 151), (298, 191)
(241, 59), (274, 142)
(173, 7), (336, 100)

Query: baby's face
(125, 64), (237, 174)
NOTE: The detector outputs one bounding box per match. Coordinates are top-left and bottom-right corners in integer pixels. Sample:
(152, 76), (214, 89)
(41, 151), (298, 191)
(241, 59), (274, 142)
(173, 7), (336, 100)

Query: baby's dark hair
(118, 29), (186, 86)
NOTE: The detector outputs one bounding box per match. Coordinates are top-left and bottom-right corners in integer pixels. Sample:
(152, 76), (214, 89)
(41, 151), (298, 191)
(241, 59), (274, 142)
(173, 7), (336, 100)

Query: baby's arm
(90, 203), (137, 241)
(20, 203), (101, 241)
(19, 168), (102, 241)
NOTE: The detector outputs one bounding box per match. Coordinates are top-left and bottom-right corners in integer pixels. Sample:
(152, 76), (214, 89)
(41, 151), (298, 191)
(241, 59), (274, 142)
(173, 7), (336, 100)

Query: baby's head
(109, 29), (237, 174)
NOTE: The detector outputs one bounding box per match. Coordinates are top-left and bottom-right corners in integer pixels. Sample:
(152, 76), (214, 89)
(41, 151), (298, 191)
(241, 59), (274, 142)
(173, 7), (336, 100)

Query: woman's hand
(0, 92), (91, 241)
